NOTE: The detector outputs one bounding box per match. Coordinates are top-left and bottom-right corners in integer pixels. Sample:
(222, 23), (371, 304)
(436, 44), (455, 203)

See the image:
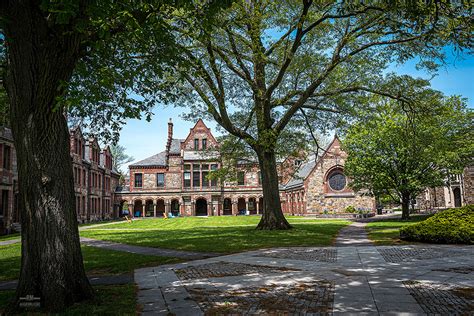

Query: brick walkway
(135, 244), (474, 315)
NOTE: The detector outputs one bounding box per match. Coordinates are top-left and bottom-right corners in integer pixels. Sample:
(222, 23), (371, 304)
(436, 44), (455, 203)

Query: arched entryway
(248, 197), (257, 215)
(171, 199), (180, 217)
(156, 199), (165, 217)
(195, 198), (208, 216)
(133, 200), (143, 217)
(258, 197), (264, 214)
(145, 200), (154, 217)
(453, 187), (462, 207)
(237, 198), (246, 215)
(223, 198), (232, 215)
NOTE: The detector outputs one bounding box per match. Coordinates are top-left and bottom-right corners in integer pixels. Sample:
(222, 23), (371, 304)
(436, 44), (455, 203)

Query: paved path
(80, 237), (218, 260)
(0, 239), (20, 246)
(0, 274), (133, 291)
(335, 221), (373, 247)
(135, 244), (474, 315)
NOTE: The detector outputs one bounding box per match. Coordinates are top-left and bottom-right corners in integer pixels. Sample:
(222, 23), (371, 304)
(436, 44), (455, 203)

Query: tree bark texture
(401, 192), (411, 220)
(2, 1), (93, 311)
(256, 148), (292, 230)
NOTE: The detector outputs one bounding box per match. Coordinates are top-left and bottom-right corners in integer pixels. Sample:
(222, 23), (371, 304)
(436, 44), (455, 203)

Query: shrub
(400, 205), (473, 244)
(345, 205), (356, 213)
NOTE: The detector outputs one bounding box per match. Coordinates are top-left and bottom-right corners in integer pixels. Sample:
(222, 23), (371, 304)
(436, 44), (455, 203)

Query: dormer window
(194, 139), (199, 150)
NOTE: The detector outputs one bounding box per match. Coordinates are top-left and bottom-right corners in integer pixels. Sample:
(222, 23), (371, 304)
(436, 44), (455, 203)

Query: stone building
(117, 120), (375, 216)
(0, 127), (18, 234)
(416, 166), (474, 210)
(282, 137), (374, 215)
(0, 125), (120, 234)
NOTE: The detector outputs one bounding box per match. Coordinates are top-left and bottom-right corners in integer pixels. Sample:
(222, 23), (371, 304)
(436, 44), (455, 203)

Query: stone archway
(248, 197), (257, 215)
(223, 198), (232, 215)
(156, 199), (165, 217)
(195, 198), (208, 216)
(237, 198), (246, 215)
(453, 187), (462, 207)
(133, 200), (143, 217)
(145, 200), (154, 217)
(171, 199), (180, 217)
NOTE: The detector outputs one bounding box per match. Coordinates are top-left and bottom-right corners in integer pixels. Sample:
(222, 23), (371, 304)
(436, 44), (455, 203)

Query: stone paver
(134, 243), (474, 315)
(257, 247), (337, 262)
(80, 237), (218, 260)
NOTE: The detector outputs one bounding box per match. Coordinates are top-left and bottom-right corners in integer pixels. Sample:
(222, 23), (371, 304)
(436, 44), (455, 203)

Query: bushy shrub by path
(400, 205), (473, 244)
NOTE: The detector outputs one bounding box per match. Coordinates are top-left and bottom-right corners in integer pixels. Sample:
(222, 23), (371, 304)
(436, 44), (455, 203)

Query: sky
(119, 50), (473, 171)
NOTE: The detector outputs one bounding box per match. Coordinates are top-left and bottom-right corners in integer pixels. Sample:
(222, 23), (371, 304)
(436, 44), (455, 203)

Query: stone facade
(283, 137), (374, 215)
(117, 120), (375, 217)
(0, 127), (18, 234)
(416, 166), (474, 210)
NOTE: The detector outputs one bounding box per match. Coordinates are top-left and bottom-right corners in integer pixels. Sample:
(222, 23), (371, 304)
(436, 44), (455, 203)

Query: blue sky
(119, 50), (473, 171)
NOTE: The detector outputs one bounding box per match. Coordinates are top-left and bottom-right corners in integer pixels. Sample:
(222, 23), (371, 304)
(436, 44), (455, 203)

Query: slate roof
(169, 139), (182, 154)
(284, 158), (317, 190)
(130, 151), (167, 167)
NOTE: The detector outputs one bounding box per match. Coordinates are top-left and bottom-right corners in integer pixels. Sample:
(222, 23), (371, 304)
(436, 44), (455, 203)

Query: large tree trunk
(256, 148), (292, 230)
(2, 1), (93, 311)
(401, 192), (411, 220)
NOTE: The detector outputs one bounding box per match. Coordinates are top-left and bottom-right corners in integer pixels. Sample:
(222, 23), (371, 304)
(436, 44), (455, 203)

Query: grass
(0, 233), (20, 243)
(0, 284), (137, 315)
(80, 216), (350, 253)
(366, 215), (433, 245)
(0, 243), (180, 282)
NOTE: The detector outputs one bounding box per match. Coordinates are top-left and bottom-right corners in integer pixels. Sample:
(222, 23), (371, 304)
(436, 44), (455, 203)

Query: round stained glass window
(328, 171), (346, 191)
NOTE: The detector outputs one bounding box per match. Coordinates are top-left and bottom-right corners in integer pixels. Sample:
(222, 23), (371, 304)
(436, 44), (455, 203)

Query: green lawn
(0, 243), (180, 282)
(80, 216), (350, 253)
(0, 233), (20, 243)
(366, 215), (433, 245)
(0, 284), (137, 315)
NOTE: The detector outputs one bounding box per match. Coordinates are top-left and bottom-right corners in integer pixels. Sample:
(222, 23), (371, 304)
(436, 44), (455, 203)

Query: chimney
(166, 118), (173, 165)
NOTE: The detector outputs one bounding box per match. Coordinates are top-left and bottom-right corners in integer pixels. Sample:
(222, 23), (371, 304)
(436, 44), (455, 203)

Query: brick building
(117, 119), (375, 216)
(0, 127), (18, 234)
(0, 125), (120, 234)
(69, 127), (121, 222)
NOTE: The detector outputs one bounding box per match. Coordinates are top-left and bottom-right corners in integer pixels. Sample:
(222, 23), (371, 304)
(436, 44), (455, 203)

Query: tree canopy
(343, 79), (473, 219)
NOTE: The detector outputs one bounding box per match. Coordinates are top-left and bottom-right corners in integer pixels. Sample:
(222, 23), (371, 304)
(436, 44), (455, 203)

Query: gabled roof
(182, 119), (218, 147)
(283, 135), (341, 190)
(130, 151), (167, 168)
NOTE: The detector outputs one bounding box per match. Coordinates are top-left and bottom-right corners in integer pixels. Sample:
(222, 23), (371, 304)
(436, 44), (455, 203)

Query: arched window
(327, 169), (347, 191)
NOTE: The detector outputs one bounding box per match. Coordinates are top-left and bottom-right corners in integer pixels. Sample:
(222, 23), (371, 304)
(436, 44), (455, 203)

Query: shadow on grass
(81, 221), (349, 253)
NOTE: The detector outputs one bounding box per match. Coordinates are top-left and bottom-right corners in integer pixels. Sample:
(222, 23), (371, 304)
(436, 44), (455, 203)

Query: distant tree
(110, 144), (134, 174)
(131, 1), (471, 229)
(343, 82), (473, 220)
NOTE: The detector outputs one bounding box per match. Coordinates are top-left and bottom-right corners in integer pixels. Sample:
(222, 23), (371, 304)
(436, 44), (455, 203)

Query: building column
(165, 201), (170, 217)
(128, 202), (133, 218)
(232, 201), (238, 216)
(142, 203), (146, 217)
(256, 200), (260, 214)
(153, 201), (157, 217)
(245, 198), (249, 215)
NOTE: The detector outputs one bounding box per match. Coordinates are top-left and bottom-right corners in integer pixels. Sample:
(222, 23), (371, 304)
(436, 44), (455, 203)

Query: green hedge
(400, 205), (473, 244)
